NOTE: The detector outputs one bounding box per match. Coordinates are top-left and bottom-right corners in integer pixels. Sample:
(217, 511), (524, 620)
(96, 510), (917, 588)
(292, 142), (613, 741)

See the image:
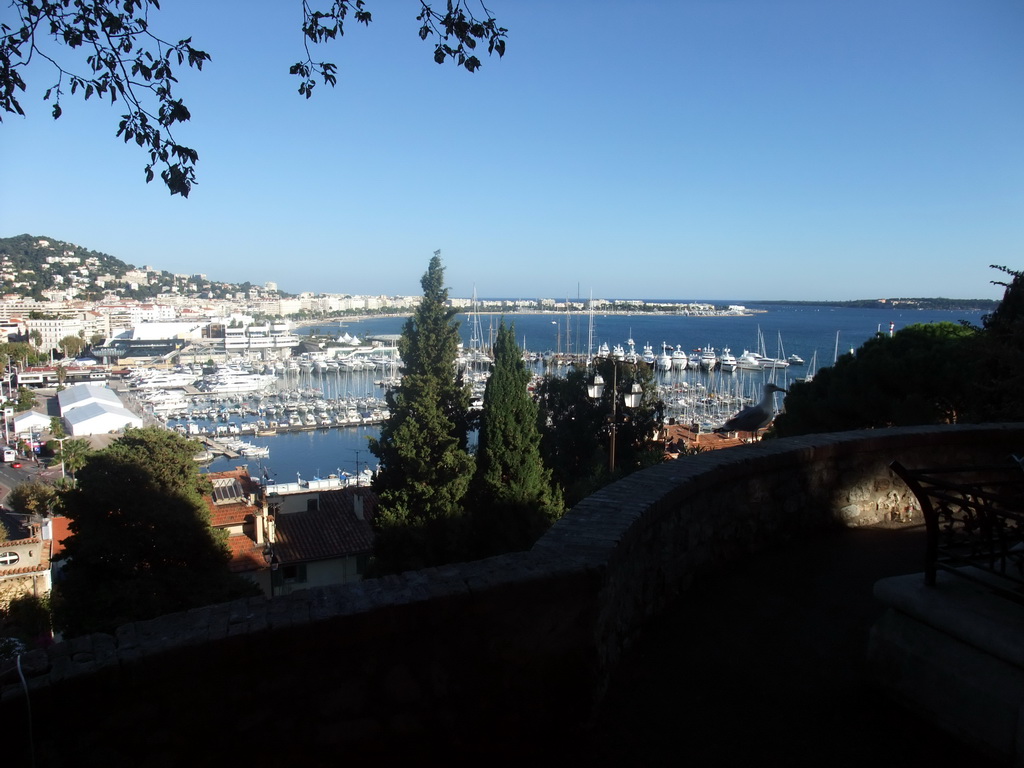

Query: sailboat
(798, 351), (818, 383)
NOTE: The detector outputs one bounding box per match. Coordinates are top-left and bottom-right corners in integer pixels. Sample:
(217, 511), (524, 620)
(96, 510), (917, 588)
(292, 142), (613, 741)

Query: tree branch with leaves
(1, 0), (210, 196)
(2, 1), (506, 196)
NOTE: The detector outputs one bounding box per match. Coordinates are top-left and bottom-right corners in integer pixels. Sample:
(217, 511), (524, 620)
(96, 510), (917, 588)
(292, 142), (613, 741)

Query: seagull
(715, 383), (787, 441)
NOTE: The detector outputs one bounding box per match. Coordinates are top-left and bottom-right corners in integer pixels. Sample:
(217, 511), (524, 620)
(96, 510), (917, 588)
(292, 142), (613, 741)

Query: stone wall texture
(3, 423), (1023, 762)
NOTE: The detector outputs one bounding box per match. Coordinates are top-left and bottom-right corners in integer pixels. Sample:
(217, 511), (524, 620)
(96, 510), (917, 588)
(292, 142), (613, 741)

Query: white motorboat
(699, 346), (717, 371)
(737, 350), (763, 370)
(642, 343), (656, 365)
(199, 371), (277, 394)
(657, 343), (673, 371)
(718, 348), (738, 373)
(671, 345), (688, 370)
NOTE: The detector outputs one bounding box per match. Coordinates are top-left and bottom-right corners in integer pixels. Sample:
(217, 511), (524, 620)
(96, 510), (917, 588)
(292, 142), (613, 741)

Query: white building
(25, 315), (85, 353)
(12, 409), (52, 436)
(122, 321), (207, 341)
(57, 383), (124, 415)
(58, 383), (143, 436)
(63, 401), (142, 436)
(223, 321), (301, 354)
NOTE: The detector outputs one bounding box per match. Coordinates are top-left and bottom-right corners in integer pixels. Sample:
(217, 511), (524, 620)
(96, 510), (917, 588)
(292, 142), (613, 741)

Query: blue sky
(1, 0), (1021, 300)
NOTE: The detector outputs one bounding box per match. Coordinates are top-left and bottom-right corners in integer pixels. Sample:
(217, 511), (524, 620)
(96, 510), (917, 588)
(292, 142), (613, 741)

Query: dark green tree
(972, 266), (1024, 422)
(773, 322), (977, 437)
(468, 322), (563, 557)
(590, 357), (665, 475)
(0, 593), (50, 650)
(14, 386), (36, 412)
(53, 427), (258, 636)
(55, 437), (92, 481)
(535, 366), (609, 508)
(368, 253), (474, 573)
(536, 358), (664, 508)
(1, 341), (43, 368)
(2, 1), (506, 196)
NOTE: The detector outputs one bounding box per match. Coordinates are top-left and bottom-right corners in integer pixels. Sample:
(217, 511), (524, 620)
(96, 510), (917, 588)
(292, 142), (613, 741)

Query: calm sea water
(200, 304), (986, 481)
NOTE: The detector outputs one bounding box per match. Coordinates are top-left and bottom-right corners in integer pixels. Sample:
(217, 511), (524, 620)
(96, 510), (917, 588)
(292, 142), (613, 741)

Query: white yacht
(671, 345), (688, 370)
(699, 346), (717, 371)
(642, 343), (656, 365)
(127, 369), (197, 389)
(199, 371), (277, 394)
(657, 343), (673, 371)
(718, 348), (738, 373)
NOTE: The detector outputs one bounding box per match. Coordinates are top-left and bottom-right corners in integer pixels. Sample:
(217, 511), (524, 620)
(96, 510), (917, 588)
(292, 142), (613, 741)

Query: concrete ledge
(868, 607), (1024, 764)
(869, 572), (1024, 763)
(874, 571), (1024, 669)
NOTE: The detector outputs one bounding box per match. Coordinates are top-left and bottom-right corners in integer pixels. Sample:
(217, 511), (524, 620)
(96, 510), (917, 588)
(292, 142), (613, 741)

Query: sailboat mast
(564, 297), (572, 360)
(587, 290), (595, 362)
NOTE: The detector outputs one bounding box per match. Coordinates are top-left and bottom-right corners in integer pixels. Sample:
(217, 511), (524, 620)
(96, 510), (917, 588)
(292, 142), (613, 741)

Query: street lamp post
(589, 362), (643, 472)
(53, 436), (67, 480)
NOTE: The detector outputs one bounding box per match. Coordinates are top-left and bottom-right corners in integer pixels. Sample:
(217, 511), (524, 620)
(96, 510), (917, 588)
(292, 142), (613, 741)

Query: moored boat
(699, 346), (717, 371)
(718, 348), (737, 373)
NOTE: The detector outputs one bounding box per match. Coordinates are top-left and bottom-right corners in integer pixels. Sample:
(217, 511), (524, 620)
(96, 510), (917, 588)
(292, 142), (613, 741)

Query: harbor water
(187, 303), (986, 481)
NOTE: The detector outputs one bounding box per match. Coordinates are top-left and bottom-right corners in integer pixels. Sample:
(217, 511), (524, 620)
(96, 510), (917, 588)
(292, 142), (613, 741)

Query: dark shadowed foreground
(540, 523), (999, 767)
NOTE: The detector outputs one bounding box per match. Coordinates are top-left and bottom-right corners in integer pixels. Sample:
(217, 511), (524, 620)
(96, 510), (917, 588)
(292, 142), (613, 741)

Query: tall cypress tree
(469, 321), (563, 557)
(368, 253), (474, 573)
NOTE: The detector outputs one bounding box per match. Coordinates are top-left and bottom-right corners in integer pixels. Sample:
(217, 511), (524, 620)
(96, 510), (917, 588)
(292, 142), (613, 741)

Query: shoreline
(295, 308), (763, 332)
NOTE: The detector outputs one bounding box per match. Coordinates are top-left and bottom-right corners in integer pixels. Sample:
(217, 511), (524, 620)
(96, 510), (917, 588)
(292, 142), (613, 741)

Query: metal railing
(891, 459), (1024, 603)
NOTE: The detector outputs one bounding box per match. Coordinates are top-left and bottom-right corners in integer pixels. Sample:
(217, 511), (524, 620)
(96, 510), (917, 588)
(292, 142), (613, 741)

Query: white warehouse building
(58, 383), (143, 436)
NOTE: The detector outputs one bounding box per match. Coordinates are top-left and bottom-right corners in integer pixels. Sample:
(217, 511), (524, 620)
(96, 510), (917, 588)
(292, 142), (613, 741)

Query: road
(0, 459), (63, 540)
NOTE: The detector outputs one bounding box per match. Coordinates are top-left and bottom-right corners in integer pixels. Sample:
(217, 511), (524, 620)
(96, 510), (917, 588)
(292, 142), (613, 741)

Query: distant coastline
(752, 298), (998, 312)
(294, 297), (995, 334)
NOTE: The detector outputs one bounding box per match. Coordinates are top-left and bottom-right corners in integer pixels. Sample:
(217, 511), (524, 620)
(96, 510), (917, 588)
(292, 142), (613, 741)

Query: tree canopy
(7, 480), (59, 519)
(536, 357), (664, 508)
(53, 426), (257, 635)
(368, 252), (475, 573)
(774, 267), (1024, 436)
(773, 322), (977, 437)
(59, 334), (86, 358)
(972, 265), (1024, 423)
(54, 436), (92, 479)
(1, 1), (506, 196)
(468, 321), (562, 557)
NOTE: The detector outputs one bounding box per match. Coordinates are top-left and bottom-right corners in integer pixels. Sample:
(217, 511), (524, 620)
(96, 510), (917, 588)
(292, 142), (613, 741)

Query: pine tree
(368, 253), (474, 573)
(469, 322), (563, 557)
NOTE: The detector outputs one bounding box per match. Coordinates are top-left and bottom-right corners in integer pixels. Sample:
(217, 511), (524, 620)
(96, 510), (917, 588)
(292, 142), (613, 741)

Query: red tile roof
(49, 516), (73, 556)
(273, 488), (376, 564)
(226, 533), (267, 573)
(203, 468), (268, 573)
(203, 467), (261, 527)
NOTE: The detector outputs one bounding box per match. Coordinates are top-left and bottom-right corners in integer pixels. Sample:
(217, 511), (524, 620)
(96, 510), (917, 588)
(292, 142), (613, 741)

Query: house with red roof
(202, 467), (276, 596)
(203, 468), (376, 598)
(269, 486), (376, 596)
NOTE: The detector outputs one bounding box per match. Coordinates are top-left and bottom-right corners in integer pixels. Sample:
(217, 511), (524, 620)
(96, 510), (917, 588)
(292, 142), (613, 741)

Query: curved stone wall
(3, 423), (1023, 760)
